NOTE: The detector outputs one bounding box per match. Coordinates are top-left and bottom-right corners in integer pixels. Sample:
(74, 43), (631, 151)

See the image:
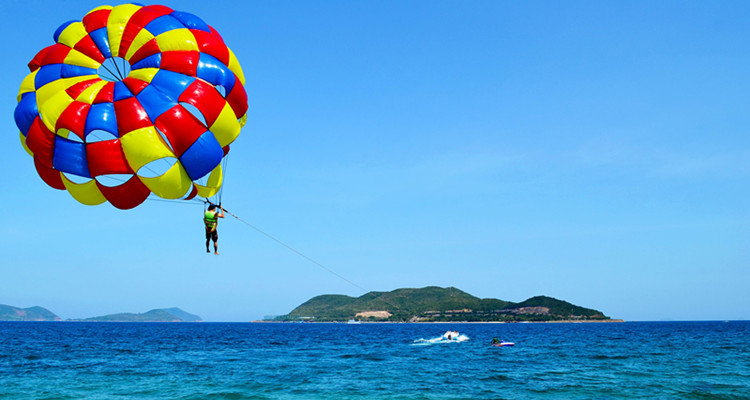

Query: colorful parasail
(13, 4), (248, 209)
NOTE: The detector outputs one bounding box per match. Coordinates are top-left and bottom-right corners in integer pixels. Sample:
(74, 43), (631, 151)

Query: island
(0, 304), (61, 321)
(0, 305), (202, 322)
(273, 286), (620, 323)
(81, 307), (202, 322)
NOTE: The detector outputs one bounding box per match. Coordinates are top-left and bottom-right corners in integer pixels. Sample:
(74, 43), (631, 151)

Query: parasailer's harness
(203, 210), (218, 231)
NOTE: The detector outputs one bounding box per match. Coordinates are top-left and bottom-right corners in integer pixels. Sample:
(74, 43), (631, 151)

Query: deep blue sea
(1, 321), (748, 399)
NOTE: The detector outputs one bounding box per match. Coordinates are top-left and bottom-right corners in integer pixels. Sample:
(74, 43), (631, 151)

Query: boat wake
(412, 331), (470, 346)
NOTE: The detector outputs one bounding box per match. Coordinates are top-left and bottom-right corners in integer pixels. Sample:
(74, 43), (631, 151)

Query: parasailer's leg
(212, 231), (219, 255)
(205, 229), (212, 253)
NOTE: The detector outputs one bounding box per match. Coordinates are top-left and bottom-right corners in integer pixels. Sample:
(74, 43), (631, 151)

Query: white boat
(441, 330), (469, 342)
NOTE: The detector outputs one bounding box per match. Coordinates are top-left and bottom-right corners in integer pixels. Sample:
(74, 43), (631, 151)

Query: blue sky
(1, 1), (748, 322)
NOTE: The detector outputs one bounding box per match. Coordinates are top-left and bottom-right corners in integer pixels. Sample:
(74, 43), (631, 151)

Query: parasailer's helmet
(14, 3), (248, 209)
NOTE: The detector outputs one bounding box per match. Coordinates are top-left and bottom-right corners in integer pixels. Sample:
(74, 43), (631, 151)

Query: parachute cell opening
(137, 157), (178, 178)
(214, 85), (226, 97)
(62, 172), (92, 184)
(86, 129), (118, 143)
(179, 102), (207, 126)
(57, 129), (83, 142)
(98, 57), (131, 82)
(95, 174), (136, 187)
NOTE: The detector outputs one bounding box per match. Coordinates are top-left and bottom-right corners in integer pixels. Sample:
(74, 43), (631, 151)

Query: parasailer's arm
(206, 201), (226, 219)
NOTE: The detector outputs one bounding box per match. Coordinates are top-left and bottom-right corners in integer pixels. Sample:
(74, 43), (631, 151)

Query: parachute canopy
(14, 4), (248, 209)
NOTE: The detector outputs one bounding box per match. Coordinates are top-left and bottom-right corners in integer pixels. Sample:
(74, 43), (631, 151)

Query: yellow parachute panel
(61, 175), (107, 206)
(120, 126), (176, 171)
(139, 162), (192, 199)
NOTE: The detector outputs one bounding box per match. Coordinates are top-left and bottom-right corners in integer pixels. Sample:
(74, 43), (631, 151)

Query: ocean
(1, 321), (748, 399)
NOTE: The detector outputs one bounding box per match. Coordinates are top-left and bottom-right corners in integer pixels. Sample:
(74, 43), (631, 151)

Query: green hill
(0, 304), (61, 321)
(276, 286), (610, 322)
(160, 307), (202, 322)
(84, 308), (202, 322)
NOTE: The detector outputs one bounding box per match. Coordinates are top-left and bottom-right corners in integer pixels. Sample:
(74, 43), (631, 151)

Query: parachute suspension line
(221, 209), (370, 294)
(144, 197), (204, 205)
(111, 58), (124, 80)
(201, 153), (230, 207)
(87, 131), (108, 142)
(218, 153), (230, 205)
(96, 175), (128, 184)
(198, 202), (407, 315)
(98, 63), (119, 81)
(141, 164), (163, 178)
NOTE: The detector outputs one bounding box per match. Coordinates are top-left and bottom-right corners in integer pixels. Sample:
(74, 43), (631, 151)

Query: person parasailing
(204, 204), (225, 255)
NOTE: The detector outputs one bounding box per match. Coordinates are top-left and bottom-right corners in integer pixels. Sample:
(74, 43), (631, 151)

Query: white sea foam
(412, 331), (470, 345)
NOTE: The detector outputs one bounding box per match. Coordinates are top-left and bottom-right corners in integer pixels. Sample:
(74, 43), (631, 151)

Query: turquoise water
(1, 321), (748, 399)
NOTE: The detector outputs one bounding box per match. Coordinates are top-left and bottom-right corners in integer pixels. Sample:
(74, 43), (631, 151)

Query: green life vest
(204, 211), (218, 228)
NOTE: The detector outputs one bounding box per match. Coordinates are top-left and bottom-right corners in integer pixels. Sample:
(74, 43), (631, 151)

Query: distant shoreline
(252, 319), (626, 324)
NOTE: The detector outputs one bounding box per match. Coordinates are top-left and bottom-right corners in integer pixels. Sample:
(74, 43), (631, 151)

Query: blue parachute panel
(144, 15), (185, 37)
(112, 81), (134, 102)
(34, 64), (63, 89)
(137, 84), (178, 123)
(197, 53), (235, 94)
(170, 11), (211, 32)
(179, 130), (222, 180)
(53, 136), (91, 178)
(131, 53), (161, 70)
(61, 64), (97, 78)
(85, 103), (118, 137)
(14, 92), (39, 136)
(89, 28), (112, 59)
(149, 69), (195, 99)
